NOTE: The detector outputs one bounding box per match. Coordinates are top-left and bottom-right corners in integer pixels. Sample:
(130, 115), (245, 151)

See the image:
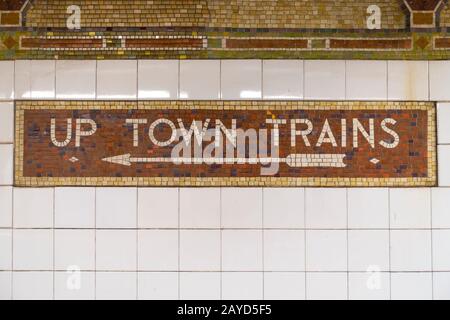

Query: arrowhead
(102, 153), (132, 166)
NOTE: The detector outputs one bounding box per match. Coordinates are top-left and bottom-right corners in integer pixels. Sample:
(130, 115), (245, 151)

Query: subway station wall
(1, 59), (450, 299)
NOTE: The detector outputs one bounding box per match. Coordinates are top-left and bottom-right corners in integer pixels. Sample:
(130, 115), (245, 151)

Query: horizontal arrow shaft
(103, 153), (346, 168)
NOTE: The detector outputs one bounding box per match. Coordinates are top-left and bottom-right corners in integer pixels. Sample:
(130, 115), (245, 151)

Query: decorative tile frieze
(1, 0), (450, 59)
(14, 100), (436, 187)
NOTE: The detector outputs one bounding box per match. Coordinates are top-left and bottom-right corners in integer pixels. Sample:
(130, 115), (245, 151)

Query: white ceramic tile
(0, 144), (13, 185)
(348, 188), (389, 229)
(222, 188), (262, 228)
(179, 272), (221, 300)
(432, 188), (450, 228)
(430, 61), (450, 101)
(391, 230), (432, 272)
(54, 230), (95, 271)
(12, 272), (53, 300)
(138, 272), (178, 300)
(0, 102), (14, 143)
(0, 61), (14, 100)
(221, 60), (262, 99)
(0, 272), (11, 300)
(390, 188), (431, 229)
(387, 60), (429, 101)
(304, 60), (345, 100)
(96, 272), (137, 300)
(306, 273), (347, 300)
(433, 272), (450, 300)
(13, 188), (53, 228)
(0, 187), (12, 228)
(348, 272), (390, 300)
(305, 188), (347, 229)
(348, 230), (389, 272)
(306, 230), (347, 271)
(97, 60), (137, 99)
(179, 60), (220, 99)
(30, 60), (55, 99)
(138, 188), (178, 228)
(264, 230), (305, 271)
(438, 145), (450, 186)
(138, 230), (178, 271)
(222, 272), (263, 300)
(138, 60), (178, 99)
(179, 230), (220, 271)
(346, 60), (387, 100)
(263, 60), (303, 99)
(222, 230), (262, 271)
(14, 60), (31, 99)
(438, 103), (450, 144)
(0, 230), (12, 270)
(432, 230), (450, 271)
(13, 230), (53, 271)
(96, 188), (137, 228)
(96, 230), (136, 271)
(180, 188), (220, 228)
(54, 271), (95, 300)
(391, 273), (432, 300)
(56, 60), (96, 99)
(55, 188), (95, 228)
(263, 188), (304, 228)
(264, 272), (305, 300)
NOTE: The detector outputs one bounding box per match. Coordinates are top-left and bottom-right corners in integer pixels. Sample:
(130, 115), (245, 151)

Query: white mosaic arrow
(102, 153), (347, 168)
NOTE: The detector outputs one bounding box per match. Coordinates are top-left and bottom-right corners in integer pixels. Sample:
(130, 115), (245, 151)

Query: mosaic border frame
(14, 100), (437, 187)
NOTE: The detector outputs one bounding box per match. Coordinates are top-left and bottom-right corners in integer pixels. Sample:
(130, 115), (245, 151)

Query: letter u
(51, 118), (72, 147)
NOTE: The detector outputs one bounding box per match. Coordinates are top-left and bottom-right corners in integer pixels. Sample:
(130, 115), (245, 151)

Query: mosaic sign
(15, 101), (436, 187)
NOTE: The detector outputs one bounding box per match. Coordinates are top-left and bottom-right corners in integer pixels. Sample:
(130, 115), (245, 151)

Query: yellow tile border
(14, 100), (437, 187)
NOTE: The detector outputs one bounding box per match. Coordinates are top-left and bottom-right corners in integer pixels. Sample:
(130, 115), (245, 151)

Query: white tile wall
(179, 272), (221, 300)
(391, 273), (432, 300)
(97, 60), (137, 99)
(304, 60), (345, 100)
(54, 271), (95, 300)
(13, 188), (54, 228)
(430, 61), (450, 101)
(262, 60), (303, 99)
(348, 272), (390, 300)
(138, 272), (178, 300)
(221, 60), (262, 99)
(179, 60), (220, 100)
(0, 61), (14, 100)
(0, 144), (13, 185)
(56, 60), (96, 99)
(264, 273), (305, 300)
(0, 102), (14, 143)
(387, 61), (428, 101)
(306, 273), (347, 300)
(30, 60), (56, 99)
(138, 60), (178, 99)
(346, 60), (387, 100)
(438, 103), (450, 144)
(1, 59), (450, 300)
